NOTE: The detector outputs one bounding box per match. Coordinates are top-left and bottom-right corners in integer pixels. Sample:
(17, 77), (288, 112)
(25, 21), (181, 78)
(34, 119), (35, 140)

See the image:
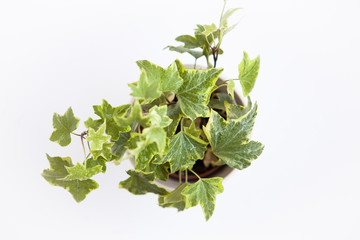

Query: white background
(1, 0), (359, 239)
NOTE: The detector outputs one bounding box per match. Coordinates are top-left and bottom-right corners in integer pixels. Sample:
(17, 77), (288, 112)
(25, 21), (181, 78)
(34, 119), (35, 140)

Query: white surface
(1, 0), (359, 239)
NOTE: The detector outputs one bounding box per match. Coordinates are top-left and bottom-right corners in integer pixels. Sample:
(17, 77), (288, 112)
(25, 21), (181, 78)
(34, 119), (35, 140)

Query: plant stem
(185, 169), (188, 183)
(189, 169), (201, 180)
(71, 132), (81, 136)
(162, 93), (171, 104)
(181, 118), (185, 132)
(81, 136), (87, 167)
(179, 170), (182, 184)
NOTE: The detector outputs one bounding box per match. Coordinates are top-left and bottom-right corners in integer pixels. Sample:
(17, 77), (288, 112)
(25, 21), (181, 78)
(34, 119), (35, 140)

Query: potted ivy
(42, 1), (264, 221)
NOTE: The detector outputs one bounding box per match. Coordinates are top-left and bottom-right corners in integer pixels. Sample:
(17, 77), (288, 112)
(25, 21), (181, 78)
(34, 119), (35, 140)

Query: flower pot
(130, 66), (244, 191)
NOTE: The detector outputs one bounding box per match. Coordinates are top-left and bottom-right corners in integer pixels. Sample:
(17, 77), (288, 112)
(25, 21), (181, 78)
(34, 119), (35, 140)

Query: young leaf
(220, 8), (241, 28)
(238, 52), (260, 97)
(42, 154), (98, 203)
(119, 169), (168, 195)
(86, 123), (111, 151)
(158, 183), (189, 211)
(142, 126), (167, 154)
(60, 163), (103, 181)
(175, 35), (200, 49)
(181, 177), (224, 221)
(224, 97), (252, 120)
(184, 120), (202, 138)
(91, 100), (131, 140)
(147, 105), (172, 128)
(175, 60), (223, 120)
(91, 142), (115, 161)
(166, 46), (203, 59)
(130, 60), (183, 103)
(137, 60), (183, 93)
(155, 132), (207, 173)
(49, 107), (80, 147)
(129, 72), (161, 103)
(203, 104), (264, 170)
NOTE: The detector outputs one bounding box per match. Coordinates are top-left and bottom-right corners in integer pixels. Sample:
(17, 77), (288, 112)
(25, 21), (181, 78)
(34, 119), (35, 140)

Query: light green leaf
(137, 60), (183, 93)
(165, 103), (183, 136)
(238, 52), (260, 97)
(129, 72), (161, 103)
(90, 142), (115, 161)
(227, 79), (235, 98)
(86, 123), (111, 151)
(91, 100), (131, 140)
(181, 177), (224, 221)
(202, 23), (218, 36)
(166, 46), (204, 59)
(155, 131), (207, 173)
(175, 60), (223, 120)
(159, 183), (189, 211)
(220, 8), (241, 28)
(147, 105), (172, 128)
(84, 117), (103, 131)
(61, 163), (103, 181)
(130, 60), (184, 103)
(49, 107), (80, 147)
(203, 104), (264, 170)
(224, 97), (252, 120)
(42, 154), (98, 203)
(119, 169), (168, 195)
(175, 35), (200, 49)
(142, 127), (167, 154)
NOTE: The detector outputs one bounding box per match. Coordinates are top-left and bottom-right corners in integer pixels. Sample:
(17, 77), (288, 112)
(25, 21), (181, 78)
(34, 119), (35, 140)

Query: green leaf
(155, 131), (207, 173)
(227, 79), (235, 98)
(49, 107), (80, 147)
(220, 8), (241, 28)
(224, 97), (252, 120)
(203, 104), (264, 170)
(119, 169), (168, 195)
(91, 100), (131, 140)
(175, 35), (200, 49)
(181, 177), (224, 221)
(115, 100), (150, 127)
(166, 46), (204, 59)
(147, 105), (172, 128)
(137, 60), (183, 93)
(142, 127), (167, 154)
(209, 92), (236, 111)
(91, 142), (115, 161)
(202, 23), (218, 36)
(86, 156), (107, 173)
(42, 154), (98, 203)
(60, 163), (103, 181)
(144, 156), (170, 181)
(129, 72), (161, 103)
(111, 127), (134, 161)
(86, 123), (111, 151)
(238, 52), (260, 97)
(130, 60), (184, 103)
(184, 120), (202, 138)
(159, 183), (189, 211)
(175, 60), (223, 120)
(165, 103), (183, 136)
(84, 117), (103, 131)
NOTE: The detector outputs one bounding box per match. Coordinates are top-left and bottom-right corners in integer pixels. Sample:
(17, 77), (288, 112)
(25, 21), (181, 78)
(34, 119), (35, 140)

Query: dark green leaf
(119, 169), (168, 195)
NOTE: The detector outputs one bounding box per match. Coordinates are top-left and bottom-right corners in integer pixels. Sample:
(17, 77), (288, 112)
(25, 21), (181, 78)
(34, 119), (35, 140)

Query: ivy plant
(42, 0), (264, 221)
